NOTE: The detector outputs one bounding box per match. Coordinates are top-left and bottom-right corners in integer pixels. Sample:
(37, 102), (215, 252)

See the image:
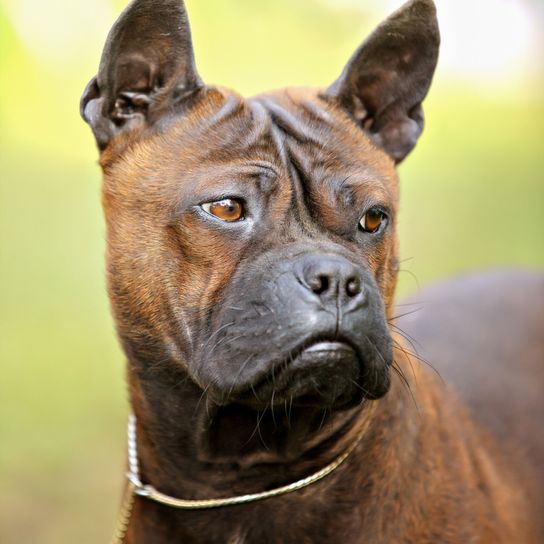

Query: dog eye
(201, 199), (244, 222)
(359, 208), (388, 234)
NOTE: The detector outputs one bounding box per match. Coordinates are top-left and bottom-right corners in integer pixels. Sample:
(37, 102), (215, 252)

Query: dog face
(81, 0), (439, 453)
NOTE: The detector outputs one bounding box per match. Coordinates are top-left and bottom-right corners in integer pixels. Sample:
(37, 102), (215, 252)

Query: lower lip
(232, 340), (361, 409)
(302, 341), (355, 355)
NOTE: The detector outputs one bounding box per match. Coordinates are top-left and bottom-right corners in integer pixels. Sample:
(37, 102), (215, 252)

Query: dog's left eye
(359, 208), (388, 234)
(201, 199), (245, 222)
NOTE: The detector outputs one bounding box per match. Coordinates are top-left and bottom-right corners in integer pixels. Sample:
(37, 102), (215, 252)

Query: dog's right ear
(80, 0), (202, 150)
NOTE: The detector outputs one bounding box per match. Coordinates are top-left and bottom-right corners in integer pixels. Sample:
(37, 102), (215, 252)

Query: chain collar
(112, 408), (375, 542)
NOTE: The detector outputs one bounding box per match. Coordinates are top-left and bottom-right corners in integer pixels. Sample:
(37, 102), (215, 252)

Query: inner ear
(81, 0), (203, 150)
(323, 0), (440, 163)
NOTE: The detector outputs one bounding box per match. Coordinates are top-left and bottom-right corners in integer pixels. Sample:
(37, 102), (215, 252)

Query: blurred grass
(0, 0), (543, 542)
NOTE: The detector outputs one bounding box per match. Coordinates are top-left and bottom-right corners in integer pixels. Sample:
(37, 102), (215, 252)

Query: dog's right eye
(201, 199), (245, 222)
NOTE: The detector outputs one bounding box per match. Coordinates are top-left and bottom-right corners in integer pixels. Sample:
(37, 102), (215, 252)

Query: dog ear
(80, 0), (202, 150)
(324, 0), (440, 163)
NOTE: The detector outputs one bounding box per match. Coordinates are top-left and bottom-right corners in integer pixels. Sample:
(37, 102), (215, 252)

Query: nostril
(309, 274), (330, 295)
(346, 276), (362, 297)
(300, 257), (365, 302)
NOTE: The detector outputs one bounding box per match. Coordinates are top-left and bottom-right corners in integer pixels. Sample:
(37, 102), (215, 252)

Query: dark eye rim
(358, 206), (390, 235)
(200, 197), (246, 222)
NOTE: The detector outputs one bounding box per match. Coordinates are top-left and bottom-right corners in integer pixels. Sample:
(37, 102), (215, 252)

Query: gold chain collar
(111, 409), (374, 543)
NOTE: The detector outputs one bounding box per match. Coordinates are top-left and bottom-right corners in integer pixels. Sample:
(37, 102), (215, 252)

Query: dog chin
(194, 341), (391, 465)
(196, 400), (365, 466)
(239, 341), (368, 410)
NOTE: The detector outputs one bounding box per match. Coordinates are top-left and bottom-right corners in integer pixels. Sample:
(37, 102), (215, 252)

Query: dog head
(81, 0), (439, 460)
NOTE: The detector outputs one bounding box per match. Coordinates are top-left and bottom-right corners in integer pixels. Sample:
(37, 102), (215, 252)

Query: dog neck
(121, 344), (513, 544)
(122, 345), (443, 542)
(127, 360), (390, 497)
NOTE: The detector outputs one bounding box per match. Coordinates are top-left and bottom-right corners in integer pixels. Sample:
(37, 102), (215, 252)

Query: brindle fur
(81, 1), (544, 542)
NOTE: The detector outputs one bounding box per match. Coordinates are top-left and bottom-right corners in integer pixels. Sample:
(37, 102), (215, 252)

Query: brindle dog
(81, 0), (544, 542)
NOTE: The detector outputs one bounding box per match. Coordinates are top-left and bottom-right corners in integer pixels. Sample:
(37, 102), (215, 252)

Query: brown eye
(359, 208), (388, 234)
(201, 199), (244, 222)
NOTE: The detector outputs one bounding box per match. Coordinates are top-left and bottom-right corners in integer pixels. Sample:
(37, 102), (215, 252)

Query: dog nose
(298, 255), (365, 307)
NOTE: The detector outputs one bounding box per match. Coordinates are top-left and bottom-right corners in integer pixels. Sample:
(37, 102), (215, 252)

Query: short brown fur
(81, 1), (544, 542)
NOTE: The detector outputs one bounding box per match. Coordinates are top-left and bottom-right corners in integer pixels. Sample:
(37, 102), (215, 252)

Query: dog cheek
(192, 274), (307, 401)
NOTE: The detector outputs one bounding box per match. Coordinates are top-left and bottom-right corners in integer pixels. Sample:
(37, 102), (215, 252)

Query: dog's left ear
(324, 0), (440, 163)
(80, 0), (202, 150)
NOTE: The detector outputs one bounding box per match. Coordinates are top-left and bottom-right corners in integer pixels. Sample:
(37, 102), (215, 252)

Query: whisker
(349, 379), (373, 398)
(389, 322), (423, 352)
(386, 301), (423, 308)
(283, 398), (290, 427)
(255, 409), (269, 450)
(317, 408), (329, 432)
(388, 307), (424, 321)
(250, 382), (259, 402)
(398, 268), (420, 290)
(225, 354), (255, 402)
(393, 339), (443, 383)
(193, 383), (211, 417)
(392, 360), (420, 414)
(392, 339), (418, 382)
(242, 408), (268, 450)
(270, 388), (277, 428)
(207, 333), (245, 357)
(202, 320), (235, 351)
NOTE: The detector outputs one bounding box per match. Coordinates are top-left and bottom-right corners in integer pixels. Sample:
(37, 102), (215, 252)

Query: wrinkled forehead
(105, 88), (398, 205)
(252, 89), (399, 202)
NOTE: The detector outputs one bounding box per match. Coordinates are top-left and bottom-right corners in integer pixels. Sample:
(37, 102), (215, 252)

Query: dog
(81, 0), (544, 542)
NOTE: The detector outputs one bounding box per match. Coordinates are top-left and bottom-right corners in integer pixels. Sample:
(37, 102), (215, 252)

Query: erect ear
(80, 0), (202, 150)
(324, 0), (440, 163)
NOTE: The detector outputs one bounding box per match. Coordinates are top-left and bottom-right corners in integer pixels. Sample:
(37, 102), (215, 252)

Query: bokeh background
(1, 0), (542, 542)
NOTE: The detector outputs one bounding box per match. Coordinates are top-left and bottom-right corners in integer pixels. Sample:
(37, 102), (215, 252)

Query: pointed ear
(324, 0), (440, 163)
(80, 0), (203, 150)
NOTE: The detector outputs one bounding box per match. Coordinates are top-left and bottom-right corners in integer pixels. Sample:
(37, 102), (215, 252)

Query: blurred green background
(1, 0), (542, 542)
